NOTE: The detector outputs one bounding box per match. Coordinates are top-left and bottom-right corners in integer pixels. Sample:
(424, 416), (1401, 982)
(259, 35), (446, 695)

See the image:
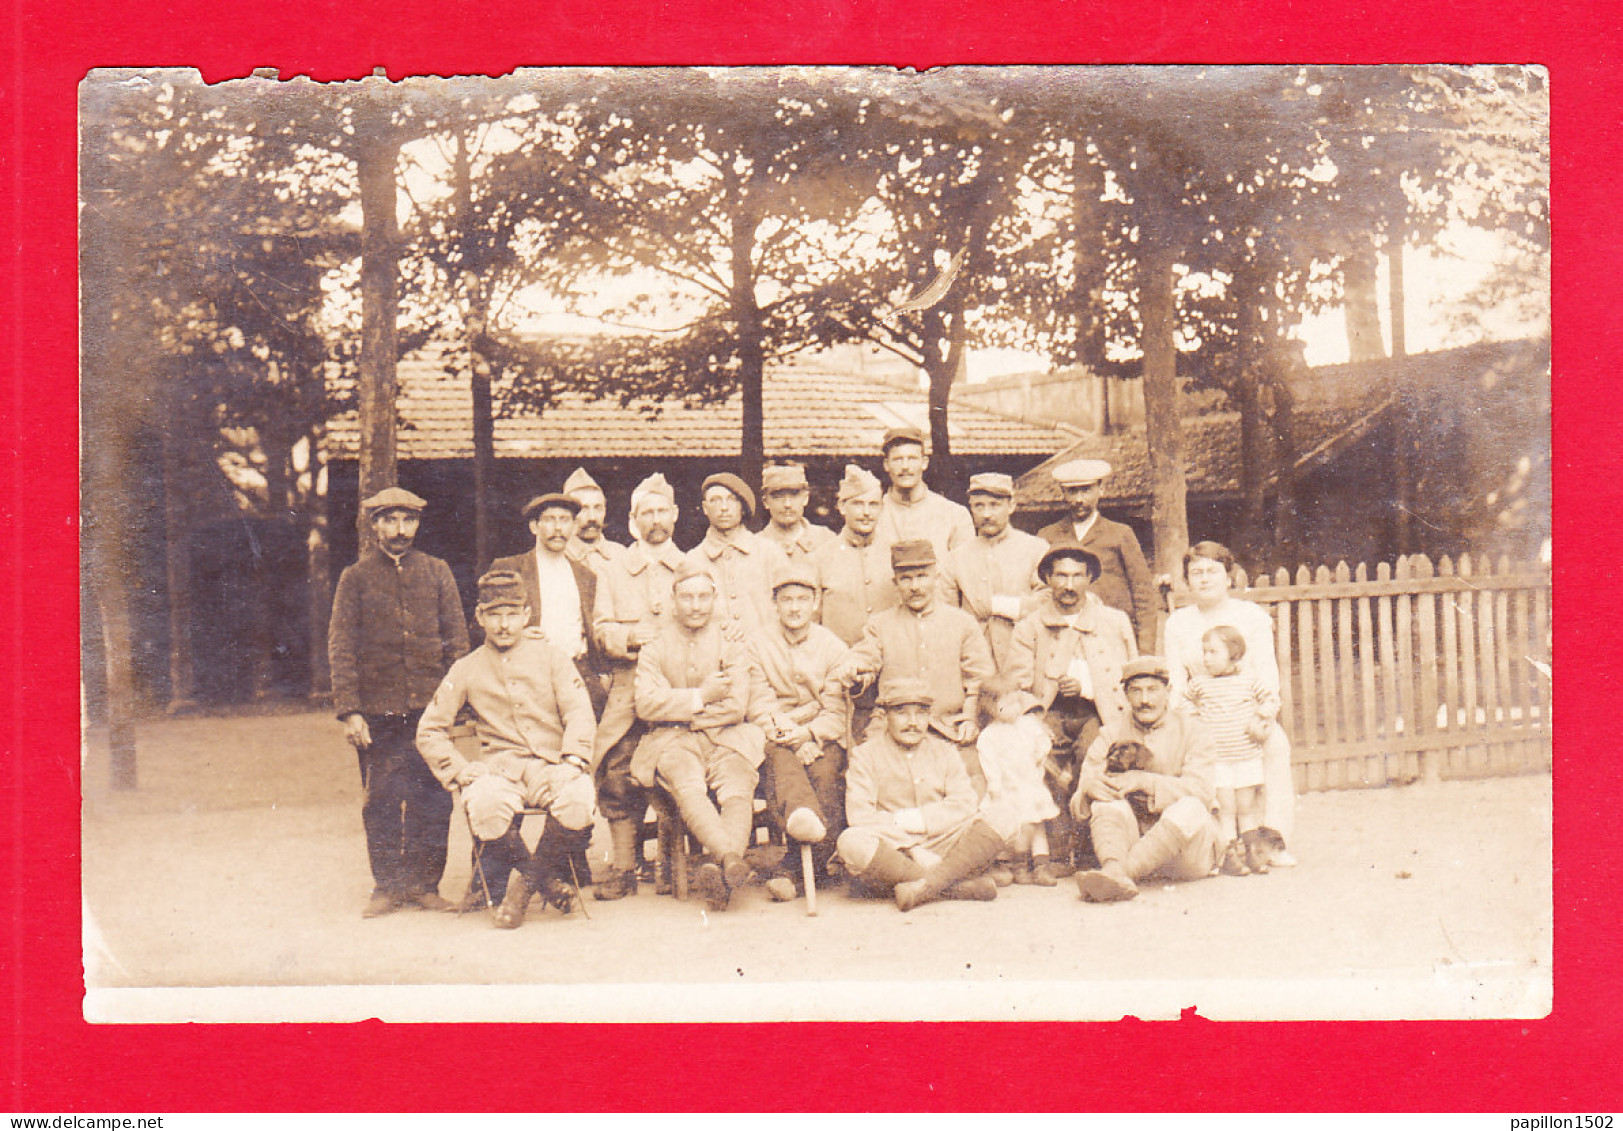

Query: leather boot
(719, 795), (754, 858)
(1076, 804), (1139, 902)
(851, 842), (926, 896)
(895, 821), (1005, 912)
(671, 788), (731, 859)
(477, 824), (528, 905)
(1125, 819), (1192, 881)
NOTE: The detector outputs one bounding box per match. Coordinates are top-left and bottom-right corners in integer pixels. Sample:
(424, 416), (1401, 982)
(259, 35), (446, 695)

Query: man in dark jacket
(490, 492), (605, 714)
(1036, 459), (1159, 654)
(328, 487), (470, 918)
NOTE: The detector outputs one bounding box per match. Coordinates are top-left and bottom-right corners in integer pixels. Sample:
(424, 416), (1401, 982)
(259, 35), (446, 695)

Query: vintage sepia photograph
(78, 65), (1551, 1024)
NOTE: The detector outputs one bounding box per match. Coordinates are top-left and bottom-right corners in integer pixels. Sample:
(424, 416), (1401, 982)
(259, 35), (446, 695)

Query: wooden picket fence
(1225, 555), (1552, 792)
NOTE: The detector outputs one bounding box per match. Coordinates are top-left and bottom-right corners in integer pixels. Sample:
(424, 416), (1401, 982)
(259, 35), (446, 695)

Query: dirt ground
(80, 707), (1552, 1023)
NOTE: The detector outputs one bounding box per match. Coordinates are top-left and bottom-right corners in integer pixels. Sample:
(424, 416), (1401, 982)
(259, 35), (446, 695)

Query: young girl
(1181, 625), (1281, 874)
(975, 679), (1061, 886)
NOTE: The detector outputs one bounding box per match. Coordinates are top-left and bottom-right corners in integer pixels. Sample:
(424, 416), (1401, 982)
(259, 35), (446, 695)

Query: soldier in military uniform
(757, 461), (836, 560)
(939, 471), (1049, 672)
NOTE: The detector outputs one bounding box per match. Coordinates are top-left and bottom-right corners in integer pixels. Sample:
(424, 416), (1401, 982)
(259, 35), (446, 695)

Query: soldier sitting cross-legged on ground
(836, 678), (1017, 911)
(1071, 656), (1224, 903)
(415, 569), (598, 930)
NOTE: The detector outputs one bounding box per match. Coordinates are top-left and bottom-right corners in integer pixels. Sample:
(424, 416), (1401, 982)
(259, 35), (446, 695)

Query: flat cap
(967, 472), (1015, 499)
(362, 487), (427, 516)
(522, 492), (582, 521)
(476, 569), (527, 609)
(672, 558), (717, 589)
(877, 676), (934, 708)
(837, 464), (883, 503)
(770, 560), (821, 593)
(702, 472), (756, 517)
(890, 539), (937, 571)
(630, 472), (676, 509)
(1038, 541), (1102, 581)
(562, 467), (603, 496)
(761, 464), (809, 493)
(1120, 656), (1172, 685)
(1051, 458), (1113, 487)
(881, 425), (928, 453)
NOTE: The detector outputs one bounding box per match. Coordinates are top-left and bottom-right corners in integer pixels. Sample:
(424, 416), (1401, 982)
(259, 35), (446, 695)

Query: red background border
(7, 0), (1618, 1111)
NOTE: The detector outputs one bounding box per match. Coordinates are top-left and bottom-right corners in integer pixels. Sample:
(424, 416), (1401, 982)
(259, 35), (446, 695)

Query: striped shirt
(1182, 670), (1279, 764)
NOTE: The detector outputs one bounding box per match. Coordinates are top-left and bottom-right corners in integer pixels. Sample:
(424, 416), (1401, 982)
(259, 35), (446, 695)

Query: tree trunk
(356, 87), (401, 540)
(1387, 236), (1415, 558)
(161, 419), (197, 712)
(80, 82), (140, 787)
(1236, 375), (1269, 566)
(93, 559), (139, 790)
(452, 126), (498, 572)
(1138, 242), (1189, 574)
(471, 361), (496, 569)
(1070, 144), (1109, 371)
(306, 433), (333, 699)
(926, 294), (968, 502)
(1343, 241), (1385, 363)
(1266, 346), (1304, 566)
(729, 196), (766, 493)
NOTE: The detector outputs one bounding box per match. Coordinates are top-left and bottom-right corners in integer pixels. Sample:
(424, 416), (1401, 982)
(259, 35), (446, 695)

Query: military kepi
(881, 424), (927, 453)
(877, 676), (934, 708)
(477, 569), (527, 609)
(890, 539), (937, 570)
(967, 472), (1015, 498)
(672, 558), (717, 589)
(770, 560), (820, 593)
(761, 463), (809, 493)
(1120, 656), (1173, 685)
(363, 486), (427, 516)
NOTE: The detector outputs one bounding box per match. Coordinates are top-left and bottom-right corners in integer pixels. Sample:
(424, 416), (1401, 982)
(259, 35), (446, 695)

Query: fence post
(1414, 554), (1441, 784)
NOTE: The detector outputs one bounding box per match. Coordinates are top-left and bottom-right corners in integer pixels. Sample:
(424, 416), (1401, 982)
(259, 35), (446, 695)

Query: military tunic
(758, 518), (838, 560)
(939, 526), (1049, 671)
(842, 602), (994, 735)
(808, 529), (899, 646)
(874, 488), (974, 562)
(684, 528), (789, 636)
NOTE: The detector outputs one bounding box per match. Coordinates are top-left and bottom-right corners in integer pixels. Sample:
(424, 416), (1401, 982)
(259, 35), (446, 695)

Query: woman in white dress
(1162, 540), (1298, 865)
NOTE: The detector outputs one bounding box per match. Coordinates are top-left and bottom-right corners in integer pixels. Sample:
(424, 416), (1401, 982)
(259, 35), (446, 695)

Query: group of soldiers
(328, 423), (1254, 927)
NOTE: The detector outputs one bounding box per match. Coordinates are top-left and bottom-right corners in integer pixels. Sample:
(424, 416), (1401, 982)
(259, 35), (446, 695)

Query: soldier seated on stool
(632, 560), (765, 911)
(836, 678), (1017, 911)
(416, 569), (599, 929)
(747, 560), (851, 901)
(1071, 656), (1223, 903)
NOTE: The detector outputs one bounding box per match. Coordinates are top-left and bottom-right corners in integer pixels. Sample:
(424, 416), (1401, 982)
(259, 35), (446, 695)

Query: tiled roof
(324, 356), (1075, 461)
(1015, 338), (1550, 510)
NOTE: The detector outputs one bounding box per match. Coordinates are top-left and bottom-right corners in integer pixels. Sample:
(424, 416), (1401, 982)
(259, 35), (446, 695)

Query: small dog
(1104, 740), (1156, 826)
(1222, 825), (1287, 875)
(1105, 740), (1154, 774)
(1241, 825), (1287, 873)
